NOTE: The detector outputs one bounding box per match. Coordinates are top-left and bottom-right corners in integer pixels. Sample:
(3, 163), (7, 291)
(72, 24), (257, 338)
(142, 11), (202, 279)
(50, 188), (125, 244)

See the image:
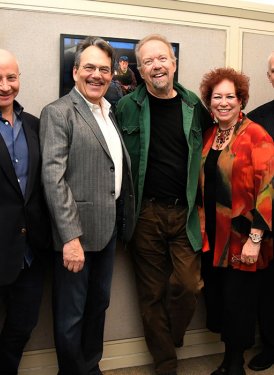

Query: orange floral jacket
(199, 117), (274, 271)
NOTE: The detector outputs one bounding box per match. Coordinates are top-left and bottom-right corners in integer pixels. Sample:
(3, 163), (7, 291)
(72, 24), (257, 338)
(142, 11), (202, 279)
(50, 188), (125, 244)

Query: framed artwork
(59, 33), (180, 98)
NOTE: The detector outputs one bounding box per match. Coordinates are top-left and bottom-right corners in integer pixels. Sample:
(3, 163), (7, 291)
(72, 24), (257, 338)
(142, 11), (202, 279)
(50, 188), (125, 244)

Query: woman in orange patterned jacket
(199, 67), (273, 375)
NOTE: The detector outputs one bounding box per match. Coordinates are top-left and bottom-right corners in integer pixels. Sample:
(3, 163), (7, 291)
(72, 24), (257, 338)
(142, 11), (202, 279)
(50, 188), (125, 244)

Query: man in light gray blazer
(40, 36), (135, 375)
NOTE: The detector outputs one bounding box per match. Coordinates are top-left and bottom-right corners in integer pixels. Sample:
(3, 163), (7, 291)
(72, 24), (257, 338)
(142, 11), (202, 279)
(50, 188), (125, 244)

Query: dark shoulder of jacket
(21, 111), (39, 135)
(21, 111), (39, 123)
(248, 100), (274, 122)
(14, 100), (38, 126)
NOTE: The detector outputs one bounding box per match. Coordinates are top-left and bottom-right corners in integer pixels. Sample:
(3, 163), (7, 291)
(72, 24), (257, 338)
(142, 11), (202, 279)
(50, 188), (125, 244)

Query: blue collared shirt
(0, 104), (28, 196)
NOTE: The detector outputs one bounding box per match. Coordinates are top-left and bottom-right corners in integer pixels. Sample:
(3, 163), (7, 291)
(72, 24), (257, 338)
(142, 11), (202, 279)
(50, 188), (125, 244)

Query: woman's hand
(241, 238), (261, 265)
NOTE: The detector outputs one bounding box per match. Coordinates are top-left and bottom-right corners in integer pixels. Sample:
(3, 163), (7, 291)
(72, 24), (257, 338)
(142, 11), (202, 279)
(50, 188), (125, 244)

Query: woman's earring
(210, 111), (217, 124)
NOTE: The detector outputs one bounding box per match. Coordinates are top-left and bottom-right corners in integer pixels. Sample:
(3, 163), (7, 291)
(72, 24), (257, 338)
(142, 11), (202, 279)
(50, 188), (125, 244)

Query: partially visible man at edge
(247, 51), (274, 372)
(39, 37), (135, 375)
(116, 34), (212, 375)
(0, 49), (51, 374)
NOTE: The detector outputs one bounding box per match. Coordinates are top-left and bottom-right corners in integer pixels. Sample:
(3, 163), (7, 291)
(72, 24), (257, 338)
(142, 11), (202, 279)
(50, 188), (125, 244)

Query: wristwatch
(249, 233), (263, 243)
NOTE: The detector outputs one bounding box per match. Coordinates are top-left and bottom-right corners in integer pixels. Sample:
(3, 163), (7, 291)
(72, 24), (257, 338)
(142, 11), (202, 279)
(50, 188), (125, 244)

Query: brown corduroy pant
(130, 199), (203, 375)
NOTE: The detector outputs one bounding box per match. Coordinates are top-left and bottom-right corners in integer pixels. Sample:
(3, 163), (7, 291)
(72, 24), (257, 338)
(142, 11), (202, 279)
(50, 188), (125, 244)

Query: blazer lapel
(0, 133), (22, 197)
(23, 118), (39, 203)
(69, 88), (111, 158)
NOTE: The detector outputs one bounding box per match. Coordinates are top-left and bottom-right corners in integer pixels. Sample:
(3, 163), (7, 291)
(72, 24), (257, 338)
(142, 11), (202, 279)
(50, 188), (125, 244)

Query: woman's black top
(204, 148), (222, 251)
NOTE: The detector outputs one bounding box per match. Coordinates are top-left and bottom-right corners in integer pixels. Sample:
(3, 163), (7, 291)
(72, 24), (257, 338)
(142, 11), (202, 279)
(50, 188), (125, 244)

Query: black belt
(145, 196), (185, 207)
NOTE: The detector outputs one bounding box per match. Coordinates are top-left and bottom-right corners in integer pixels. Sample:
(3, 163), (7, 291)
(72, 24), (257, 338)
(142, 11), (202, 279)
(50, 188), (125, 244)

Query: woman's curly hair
(200, 67), (250, 109)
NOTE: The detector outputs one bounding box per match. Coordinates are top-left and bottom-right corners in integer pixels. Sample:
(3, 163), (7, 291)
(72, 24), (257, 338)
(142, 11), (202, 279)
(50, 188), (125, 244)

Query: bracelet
(249, 232), (263, 243)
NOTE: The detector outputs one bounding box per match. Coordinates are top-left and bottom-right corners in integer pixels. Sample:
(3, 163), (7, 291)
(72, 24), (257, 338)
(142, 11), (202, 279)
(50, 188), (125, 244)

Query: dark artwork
(60, 34), (179, 107)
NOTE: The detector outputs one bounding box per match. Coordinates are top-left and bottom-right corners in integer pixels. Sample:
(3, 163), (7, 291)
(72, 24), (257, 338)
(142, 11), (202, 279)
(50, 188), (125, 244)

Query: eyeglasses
(0, 73), (20, 86)
(80, 64), (111, 75)
(142, 56), (168, 67)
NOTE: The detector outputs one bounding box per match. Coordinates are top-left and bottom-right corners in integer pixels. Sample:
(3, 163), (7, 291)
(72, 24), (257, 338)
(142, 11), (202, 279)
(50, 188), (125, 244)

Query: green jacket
(116, 82), (211, 251)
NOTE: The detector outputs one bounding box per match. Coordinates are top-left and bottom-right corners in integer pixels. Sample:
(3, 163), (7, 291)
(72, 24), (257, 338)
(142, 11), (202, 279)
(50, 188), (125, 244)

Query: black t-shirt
(143, 92), (188, 204)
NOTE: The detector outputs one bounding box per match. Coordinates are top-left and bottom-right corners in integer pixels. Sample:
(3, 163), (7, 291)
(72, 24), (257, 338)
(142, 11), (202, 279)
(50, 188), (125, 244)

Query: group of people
(0, 33), (272, 375)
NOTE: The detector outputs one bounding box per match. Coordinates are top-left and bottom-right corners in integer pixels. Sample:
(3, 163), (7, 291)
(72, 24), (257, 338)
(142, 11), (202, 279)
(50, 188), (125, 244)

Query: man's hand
(63, 238), (85, 273)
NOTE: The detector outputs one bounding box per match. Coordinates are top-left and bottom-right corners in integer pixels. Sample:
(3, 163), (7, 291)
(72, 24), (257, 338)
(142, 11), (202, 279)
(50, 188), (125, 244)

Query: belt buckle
(167, 197), (179, 208)
(174, 198), (179, 206)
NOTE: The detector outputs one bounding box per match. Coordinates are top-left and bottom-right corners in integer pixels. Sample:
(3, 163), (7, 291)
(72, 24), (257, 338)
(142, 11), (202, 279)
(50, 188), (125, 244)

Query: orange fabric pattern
(199, 117), (274, 271)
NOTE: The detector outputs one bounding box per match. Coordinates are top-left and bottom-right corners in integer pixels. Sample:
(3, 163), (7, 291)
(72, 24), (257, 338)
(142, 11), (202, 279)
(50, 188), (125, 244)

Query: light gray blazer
(40, 88), (135, 252)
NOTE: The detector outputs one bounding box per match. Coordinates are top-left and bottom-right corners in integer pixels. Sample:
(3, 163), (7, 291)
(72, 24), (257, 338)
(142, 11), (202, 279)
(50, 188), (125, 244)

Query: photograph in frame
(60, 34), (180, 104)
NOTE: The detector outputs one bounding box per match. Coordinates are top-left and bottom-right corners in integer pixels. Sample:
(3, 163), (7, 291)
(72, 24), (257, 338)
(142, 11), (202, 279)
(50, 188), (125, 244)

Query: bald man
(0, 49), (51, 374)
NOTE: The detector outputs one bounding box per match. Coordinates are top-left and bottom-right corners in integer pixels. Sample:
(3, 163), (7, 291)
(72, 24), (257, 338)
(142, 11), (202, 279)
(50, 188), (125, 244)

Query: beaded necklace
(215, 124), (235, 150)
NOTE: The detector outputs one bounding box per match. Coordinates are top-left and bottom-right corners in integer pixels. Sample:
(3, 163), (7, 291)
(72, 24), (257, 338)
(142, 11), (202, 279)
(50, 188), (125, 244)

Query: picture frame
(59, 33), (180, 98)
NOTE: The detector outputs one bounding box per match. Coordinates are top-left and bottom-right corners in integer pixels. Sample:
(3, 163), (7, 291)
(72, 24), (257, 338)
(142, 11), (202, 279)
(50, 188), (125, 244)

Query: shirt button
(110, 166), (115, 172)
(5, 121), (9, 125)
(111, 191), (115, 196)
(18, 178), (20, 183)
(21, 228), (27, 234)
(15, 159), (19, 163)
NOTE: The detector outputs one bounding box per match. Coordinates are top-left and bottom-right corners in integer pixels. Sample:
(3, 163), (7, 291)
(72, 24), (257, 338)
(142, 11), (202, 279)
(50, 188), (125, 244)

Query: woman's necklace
(215, 124), (235, 150)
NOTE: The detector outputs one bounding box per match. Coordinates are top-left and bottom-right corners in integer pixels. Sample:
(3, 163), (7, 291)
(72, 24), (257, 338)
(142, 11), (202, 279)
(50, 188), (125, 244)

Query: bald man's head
(0, 49), (20, 112)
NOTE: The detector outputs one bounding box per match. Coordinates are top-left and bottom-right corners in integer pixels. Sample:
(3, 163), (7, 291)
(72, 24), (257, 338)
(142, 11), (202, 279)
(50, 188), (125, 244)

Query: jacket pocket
(121, 125), (140, 183)
(121, 124), (140, 136)
(121, 125), (140, 156)
(76, 201), (95, 237)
